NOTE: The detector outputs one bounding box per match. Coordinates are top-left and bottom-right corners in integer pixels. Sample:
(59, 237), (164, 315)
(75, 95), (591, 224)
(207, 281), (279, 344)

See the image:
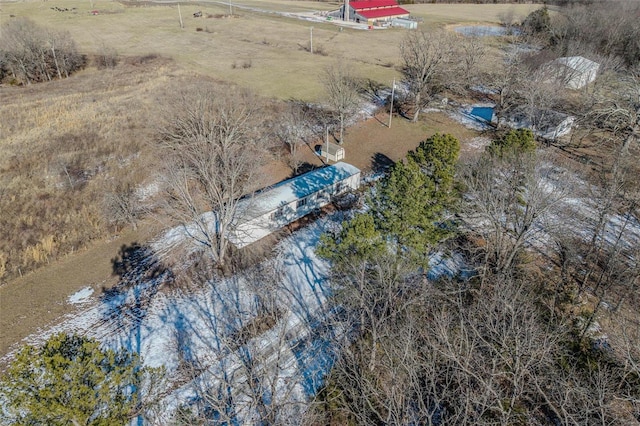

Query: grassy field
(1, 0), (543, 100)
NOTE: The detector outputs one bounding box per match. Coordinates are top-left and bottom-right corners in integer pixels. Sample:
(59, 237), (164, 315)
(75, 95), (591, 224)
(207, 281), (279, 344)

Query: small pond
(454, 25), (520, 37)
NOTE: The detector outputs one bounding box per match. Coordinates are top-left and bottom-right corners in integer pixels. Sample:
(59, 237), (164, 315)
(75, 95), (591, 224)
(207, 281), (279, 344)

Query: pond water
(454, 25), (520, 37)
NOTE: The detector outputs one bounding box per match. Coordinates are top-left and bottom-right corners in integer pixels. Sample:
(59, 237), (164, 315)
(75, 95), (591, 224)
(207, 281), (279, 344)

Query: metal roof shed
(320, 142), (345, 162)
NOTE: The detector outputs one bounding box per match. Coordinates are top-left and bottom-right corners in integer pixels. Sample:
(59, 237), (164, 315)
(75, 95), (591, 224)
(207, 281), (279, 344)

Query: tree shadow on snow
(99, 242), (174, 354)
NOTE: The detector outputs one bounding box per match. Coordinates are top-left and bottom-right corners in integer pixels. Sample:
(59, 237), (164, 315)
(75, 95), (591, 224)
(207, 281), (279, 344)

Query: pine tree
(409, 132), (460, 203)
(487, 128), (536, 158)
(0, 333), (149, 426)
(318, 135), (460, 269)
(317, 213), (386, 267)
(371, 158), (446, 263)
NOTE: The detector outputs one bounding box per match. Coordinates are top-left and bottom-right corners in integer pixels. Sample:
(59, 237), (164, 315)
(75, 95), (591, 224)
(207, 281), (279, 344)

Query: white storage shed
(320, 142), (345, 162)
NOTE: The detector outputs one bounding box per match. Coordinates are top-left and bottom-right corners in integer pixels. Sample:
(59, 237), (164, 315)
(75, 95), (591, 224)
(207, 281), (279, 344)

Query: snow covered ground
(2, 204), (471, 423)
(2, 217), (334, 422)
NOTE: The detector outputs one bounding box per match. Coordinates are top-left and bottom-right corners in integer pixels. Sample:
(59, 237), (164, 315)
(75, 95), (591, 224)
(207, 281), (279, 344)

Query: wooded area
(1, 1), (639, 424)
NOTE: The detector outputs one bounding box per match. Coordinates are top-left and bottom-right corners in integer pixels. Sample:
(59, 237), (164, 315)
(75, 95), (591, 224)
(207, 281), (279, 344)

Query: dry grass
(0, 57), (187, 283)
(406, 3), (546, 25)
(2, 1), (545, 100)
(292, 110), (481, 172)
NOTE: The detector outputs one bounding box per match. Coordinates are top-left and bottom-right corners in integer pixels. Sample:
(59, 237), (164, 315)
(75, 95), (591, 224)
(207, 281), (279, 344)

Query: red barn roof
(350, 0), (400, 9)
(357, 6), (409, 18)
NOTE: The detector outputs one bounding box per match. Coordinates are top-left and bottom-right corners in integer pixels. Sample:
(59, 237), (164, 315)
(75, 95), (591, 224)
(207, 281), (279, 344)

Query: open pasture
(1, 0), (542, 100)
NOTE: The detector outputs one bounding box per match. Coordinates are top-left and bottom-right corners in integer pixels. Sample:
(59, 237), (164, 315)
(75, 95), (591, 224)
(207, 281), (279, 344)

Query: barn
(226, 162), (361, 248)
(341, 0), (410, 25)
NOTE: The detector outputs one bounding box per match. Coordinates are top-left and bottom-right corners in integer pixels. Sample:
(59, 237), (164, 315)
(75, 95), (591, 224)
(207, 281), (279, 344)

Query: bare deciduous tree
(461, 151), (569, 276)
(400, 30), (454, 122)
(457, 35), (486, 91)
(159, 86), (267, 268)
(170, 262), (312, 425)
(588, 67), (640, 152)
(276, 102), (310, 173)
(489, 50), (526, 125)
(103, 183), (141, 231)
(322, 64), (362, 144)
(0, 18), (83, 84)
(517, 67), (564, 133)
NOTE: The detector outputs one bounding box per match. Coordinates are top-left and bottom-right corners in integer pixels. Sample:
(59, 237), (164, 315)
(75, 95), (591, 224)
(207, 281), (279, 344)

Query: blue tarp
(470, 106), (495, 122)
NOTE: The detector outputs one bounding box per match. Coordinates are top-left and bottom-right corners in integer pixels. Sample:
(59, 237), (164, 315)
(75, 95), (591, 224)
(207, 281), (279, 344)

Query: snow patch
(67, 287), (94, 304)
(465, 136), (492, 150)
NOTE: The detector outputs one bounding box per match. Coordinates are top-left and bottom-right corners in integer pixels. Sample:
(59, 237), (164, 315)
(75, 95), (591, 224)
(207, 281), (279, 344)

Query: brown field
(1, 0), (543, 100)
(0, 0), (531, 356)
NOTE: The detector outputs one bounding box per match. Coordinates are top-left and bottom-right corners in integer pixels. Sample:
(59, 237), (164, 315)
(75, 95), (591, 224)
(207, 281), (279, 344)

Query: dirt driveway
(295, 110), (482, 172)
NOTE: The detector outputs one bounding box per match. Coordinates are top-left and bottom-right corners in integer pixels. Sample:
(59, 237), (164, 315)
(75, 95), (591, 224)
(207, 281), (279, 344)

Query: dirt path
(0, 227), (152, 356)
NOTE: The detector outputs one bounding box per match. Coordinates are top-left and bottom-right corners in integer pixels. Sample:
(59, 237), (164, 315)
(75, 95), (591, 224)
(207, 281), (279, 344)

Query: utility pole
(388, 78), (395, 128)
(178, 4), (184, 29)
(310, 27), (313, 54)
(325, 127), (329, 162)
(229, 1), (232, 16)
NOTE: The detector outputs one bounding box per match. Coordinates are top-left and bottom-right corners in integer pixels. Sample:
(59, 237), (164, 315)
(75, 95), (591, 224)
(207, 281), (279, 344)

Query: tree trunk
(413, 91), (421, 122)
(51, 45), (63, 80)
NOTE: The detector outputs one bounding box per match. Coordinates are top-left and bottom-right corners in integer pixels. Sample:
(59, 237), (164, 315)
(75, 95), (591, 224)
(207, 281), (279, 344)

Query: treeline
(523, 2), (639, 68)
(0, 18), (85, 85)
(311, 132), (640, 424)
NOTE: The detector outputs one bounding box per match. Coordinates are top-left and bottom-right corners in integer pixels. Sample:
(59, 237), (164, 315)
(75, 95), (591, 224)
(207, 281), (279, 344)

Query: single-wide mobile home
(227, 162), (361, 248)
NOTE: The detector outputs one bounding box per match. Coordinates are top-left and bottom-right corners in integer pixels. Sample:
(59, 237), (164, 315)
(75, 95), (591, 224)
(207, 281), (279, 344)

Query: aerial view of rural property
(1, 0), (639, 423)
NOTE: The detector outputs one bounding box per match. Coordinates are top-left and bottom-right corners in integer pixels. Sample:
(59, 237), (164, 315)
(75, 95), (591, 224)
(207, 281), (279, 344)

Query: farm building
(226, 162), (361, 248)
(341, 0), (410, 25)
(501, 108), (575, 141)
(391, 18), (417, 29)
(545, 56), (600, 90)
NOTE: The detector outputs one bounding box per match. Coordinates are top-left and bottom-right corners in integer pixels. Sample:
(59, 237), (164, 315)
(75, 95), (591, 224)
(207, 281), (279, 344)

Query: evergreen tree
(0, 333), (148, 426)
(523, 6), (551, 37)
(487, 128), (536, 158)
(371, 158), (447, 263)
(317, 213), (386, 267)
(409, 132), (460, 203)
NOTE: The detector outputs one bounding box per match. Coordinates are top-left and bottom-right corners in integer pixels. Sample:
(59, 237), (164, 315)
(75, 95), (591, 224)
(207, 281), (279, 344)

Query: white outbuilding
(501, 108), (575, 141)
(227, 162), (361, 248)
(547, 56), (600, 90)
